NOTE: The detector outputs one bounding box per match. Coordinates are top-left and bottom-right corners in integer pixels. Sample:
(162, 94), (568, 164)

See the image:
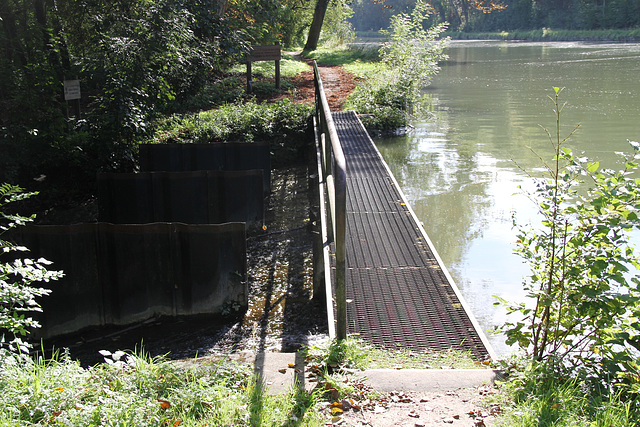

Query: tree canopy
(350, 0), (640, 31)
(0, 0), (344, 196)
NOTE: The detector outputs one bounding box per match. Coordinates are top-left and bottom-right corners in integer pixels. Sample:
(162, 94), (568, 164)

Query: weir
(313, 63), (495, 360)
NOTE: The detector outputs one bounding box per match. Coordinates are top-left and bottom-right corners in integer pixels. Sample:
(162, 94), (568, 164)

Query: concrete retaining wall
(138, 143), (271, 195)
(97, 170), (264, 227)
(12, 222), (247, 339)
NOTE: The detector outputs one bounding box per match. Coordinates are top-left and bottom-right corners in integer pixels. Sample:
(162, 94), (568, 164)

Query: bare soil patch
(333, 387), (501, 427)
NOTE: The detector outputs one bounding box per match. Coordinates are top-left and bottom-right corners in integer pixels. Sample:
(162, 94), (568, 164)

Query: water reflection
(376, 41), (640, 356)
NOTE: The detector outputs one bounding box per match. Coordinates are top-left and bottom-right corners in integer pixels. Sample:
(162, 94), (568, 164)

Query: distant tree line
(350, 0), (640, 32)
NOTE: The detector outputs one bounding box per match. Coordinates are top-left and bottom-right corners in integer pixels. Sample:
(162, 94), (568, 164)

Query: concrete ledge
(353, 368), (503, 392)
(228, 353), (502, 394)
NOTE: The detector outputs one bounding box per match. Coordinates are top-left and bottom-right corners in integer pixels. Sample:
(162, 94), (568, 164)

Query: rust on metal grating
(330, 111), (492, 361)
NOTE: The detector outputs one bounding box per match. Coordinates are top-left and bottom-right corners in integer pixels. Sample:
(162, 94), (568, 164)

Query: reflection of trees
(376, 109), (491, 275)
(377, 41), (640, 278)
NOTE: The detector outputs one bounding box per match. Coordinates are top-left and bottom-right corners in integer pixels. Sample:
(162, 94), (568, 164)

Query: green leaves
(1, 184), (62, 359)
(346, 1), (448, 132)
(497, 89), (640, 396)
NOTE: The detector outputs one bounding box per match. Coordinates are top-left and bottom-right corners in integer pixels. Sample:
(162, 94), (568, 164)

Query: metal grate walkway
(331, 111), (493, 361)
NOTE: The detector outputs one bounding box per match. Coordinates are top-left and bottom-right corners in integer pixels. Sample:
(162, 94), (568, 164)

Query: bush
(0, 184), (62, 359)
(497, 88), (640, 401)
(152, 99), (313, 167)
(344, 0), (448, 133)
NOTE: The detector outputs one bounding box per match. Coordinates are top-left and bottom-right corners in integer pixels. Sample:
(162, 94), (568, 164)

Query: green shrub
(496, 88), (640, 404)
(344, 1), (448, 133)
(153, 99), (313, 167)
(0, 184), (62, 359)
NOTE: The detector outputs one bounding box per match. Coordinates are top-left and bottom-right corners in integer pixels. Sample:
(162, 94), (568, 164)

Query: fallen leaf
(288, 363), (296, 368)
(278, 368), (287, 374)
(331, 407), (343, 415)
(158, 399), (171, 410)
(551, 403), (561, 410)
(173, 421), (182, 427)
(408, 410), (420, 418)
(53, 387), (64, 392)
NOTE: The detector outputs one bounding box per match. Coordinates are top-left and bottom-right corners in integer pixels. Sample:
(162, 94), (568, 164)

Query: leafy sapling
(0, 183), (63, 358)
(497, 88), (640, 388)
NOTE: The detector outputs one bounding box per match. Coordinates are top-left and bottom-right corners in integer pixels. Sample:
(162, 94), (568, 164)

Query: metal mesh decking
(331, 111), (492, 361)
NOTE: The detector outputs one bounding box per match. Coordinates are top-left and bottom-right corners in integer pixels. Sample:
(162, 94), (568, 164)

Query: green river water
(375, 40), (640, 355)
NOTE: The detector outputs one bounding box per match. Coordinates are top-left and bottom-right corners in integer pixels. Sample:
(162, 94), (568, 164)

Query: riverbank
(357, 28), (640, 43)
(446, 28), (640, 42)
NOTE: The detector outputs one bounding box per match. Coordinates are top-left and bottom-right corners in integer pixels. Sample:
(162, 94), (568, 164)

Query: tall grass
(0, 350), (324, 426)
(495, 363), (637, 426)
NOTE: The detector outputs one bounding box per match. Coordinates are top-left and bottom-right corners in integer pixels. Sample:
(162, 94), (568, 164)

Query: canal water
(375, 40), (640, 355)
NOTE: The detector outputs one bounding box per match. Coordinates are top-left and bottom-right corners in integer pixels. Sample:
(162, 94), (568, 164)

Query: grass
(494, 371), (637, 426)
(228, 56), (311, 78)
(304, 45), (379, 67)
(304, 335), (483, 370)
(0, 349), (325, 426)
(0, 337), (487, 426)
(179, 54), (311, 111)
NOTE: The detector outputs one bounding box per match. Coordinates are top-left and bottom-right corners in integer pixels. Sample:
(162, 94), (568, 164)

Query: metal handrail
(313, 61), (347, 340)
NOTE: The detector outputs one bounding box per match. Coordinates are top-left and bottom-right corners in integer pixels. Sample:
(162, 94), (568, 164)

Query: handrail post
(313, 61), (347, 341)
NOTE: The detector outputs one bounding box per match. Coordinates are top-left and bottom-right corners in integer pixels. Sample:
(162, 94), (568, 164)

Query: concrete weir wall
(12, 222), (247, 339)
(139, 142), (271, 195)
(97, 170), (264, 227)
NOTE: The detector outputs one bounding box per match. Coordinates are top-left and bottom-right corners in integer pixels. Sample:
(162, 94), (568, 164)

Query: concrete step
(231, 352), (501, 395)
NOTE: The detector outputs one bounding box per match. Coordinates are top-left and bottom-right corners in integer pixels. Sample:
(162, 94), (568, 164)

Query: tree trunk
(449, 0), (468, 30)
(0, 1), (28, 66)
(304, 0), (330, 52)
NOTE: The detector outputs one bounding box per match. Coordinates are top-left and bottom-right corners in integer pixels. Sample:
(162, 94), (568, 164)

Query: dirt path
(333, 388), (501, 427)
(283, 52), (357, 111)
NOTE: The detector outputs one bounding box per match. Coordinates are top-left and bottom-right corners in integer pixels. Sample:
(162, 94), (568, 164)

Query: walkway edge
(243, 352), (503, 394)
